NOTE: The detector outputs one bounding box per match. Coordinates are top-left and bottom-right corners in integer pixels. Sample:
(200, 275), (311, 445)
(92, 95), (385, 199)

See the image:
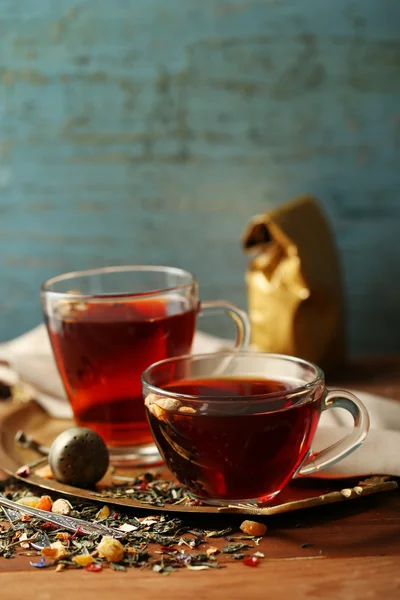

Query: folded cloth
(0, 325), (399, 479)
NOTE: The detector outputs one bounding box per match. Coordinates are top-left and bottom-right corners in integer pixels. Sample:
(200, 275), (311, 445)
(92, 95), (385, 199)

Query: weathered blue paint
(0, 0), (399, 354)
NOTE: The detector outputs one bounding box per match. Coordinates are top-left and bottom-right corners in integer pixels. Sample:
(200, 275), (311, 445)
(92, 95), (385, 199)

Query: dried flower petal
(16, 465), (30, 477)
(117, 523), (138, 533)
(30, 557), (47, 568)
(206, 546), (219, 556)
(70, 525), (85, 539)
(240, 520), (267, 537)
(96, 536), (124, 563)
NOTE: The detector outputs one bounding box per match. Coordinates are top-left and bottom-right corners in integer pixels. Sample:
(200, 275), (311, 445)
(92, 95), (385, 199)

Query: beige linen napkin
(0, 325), (398, 479)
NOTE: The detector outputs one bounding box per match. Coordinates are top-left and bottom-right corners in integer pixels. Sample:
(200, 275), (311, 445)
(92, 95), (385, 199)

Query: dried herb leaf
(222, 543), (253, 554)
(110, 562), (127, 572)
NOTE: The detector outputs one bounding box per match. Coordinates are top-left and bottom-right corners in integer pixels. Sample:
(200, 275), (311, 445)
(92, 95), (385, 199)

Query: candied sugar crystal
(240, 520), (267, 537)
(96, 536), (125, 563)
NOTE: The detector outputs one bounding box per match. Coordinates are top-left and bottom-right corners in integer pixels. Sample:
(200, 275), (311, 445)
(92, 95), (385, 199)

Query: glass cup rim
(40, 265), (196, 300)
(142, 351), (325, 404)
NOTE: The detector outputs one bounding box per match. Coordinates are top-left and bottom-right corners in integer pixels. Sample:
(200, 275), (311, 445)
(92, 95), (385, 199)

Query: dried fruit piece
(36, 495), (53, 511)
(145, 394), (181, 421)
(41, 541), (69, 561)
(21, 515), (31, 522)
(85, 563), (102, 572)
(96, 536), (125, 563)
(178, 406), (196, 414)
(35, 464), (54, 479)
(240, 520), (267, 537)
(12, 531), (22, 543)
(243, 556), (259, 567)
(96, 505), (110, 519)
(56, 532), (71, 542)
(73, 554), (95, 567)
(41, 521), (57, 531)
(52, 499), (72, 515)
(17, 496), (40, 508)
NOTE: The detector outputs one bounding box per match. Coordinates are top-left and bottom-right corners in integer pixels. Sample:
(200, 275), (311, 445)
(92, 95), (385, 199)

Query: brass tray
(0, 401), (397, 516)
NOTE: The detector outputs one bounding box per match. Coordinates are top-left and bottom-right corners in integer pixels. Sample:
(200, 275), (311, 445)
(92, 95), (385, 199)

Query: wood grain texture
(0, 359), (400, 596)
(2, 557), (400, 600)
(0, 1), (399, 353)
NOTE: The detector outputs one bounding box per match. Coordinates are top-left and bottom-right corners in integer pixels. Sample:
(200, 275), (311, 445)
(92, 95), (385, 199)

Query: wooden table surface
(1, 358), (400, 600)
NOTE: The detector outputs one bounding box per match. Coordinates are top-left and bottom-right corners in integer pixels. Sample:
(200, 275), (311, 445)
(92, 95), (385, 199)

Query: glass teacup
(142, 352), (370, 504)
(41, 266), (250, 465)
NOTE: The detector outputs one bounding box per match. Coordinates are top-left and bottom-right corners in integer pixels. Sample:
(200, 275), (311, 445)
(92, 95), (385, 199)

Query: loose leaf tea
(98, 472), (201, 507)
(0, 478), (263, 574)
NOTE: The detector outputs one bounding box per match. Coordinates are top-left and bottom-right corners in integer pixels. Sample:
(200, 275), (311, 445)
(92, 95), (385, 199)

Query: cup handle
(199, 301), (251, 350)
(296, 389), (370, 476)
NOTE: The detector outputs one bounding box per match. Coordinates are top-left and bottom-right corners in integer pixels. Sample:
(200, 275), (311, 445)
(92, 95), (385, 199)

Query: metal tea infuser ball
(48, 427), (109, 487)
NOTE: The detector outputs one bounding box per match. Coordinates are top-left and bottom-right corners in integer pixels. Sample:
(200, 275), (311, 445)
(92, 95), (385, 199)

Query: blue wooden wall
(0, 0), (399, 354)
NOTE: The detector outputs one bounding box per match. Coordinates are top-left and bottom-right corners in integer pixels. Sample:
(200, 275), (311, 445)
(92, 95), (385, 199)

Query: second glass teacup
(41, 266), (250, 465)
(142, 352), (370, 505)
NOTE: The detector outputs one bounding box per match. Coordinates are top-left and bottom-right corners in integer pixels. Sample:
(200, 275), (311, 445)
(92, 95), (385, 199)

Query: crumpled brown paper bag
(242, 195), (346, 371)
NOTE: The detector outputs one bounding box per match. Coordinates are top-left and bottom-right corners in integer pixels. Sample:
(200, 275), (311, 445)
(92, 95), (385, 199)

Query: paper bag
(242, 196), (346, 371)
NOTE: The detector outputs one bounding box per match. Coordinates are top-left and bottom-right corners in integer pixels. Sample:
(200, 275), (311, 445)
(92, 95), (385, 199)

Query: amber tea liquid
(146, 377), (322, 502)
(46, 296), (197, 448)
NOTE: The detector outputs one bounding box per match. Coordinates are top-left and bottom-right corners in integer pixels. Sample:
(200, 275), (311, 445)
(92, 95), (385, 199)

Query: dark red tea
(46, 296), (197, 447)
(145, 377), (322, 502)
